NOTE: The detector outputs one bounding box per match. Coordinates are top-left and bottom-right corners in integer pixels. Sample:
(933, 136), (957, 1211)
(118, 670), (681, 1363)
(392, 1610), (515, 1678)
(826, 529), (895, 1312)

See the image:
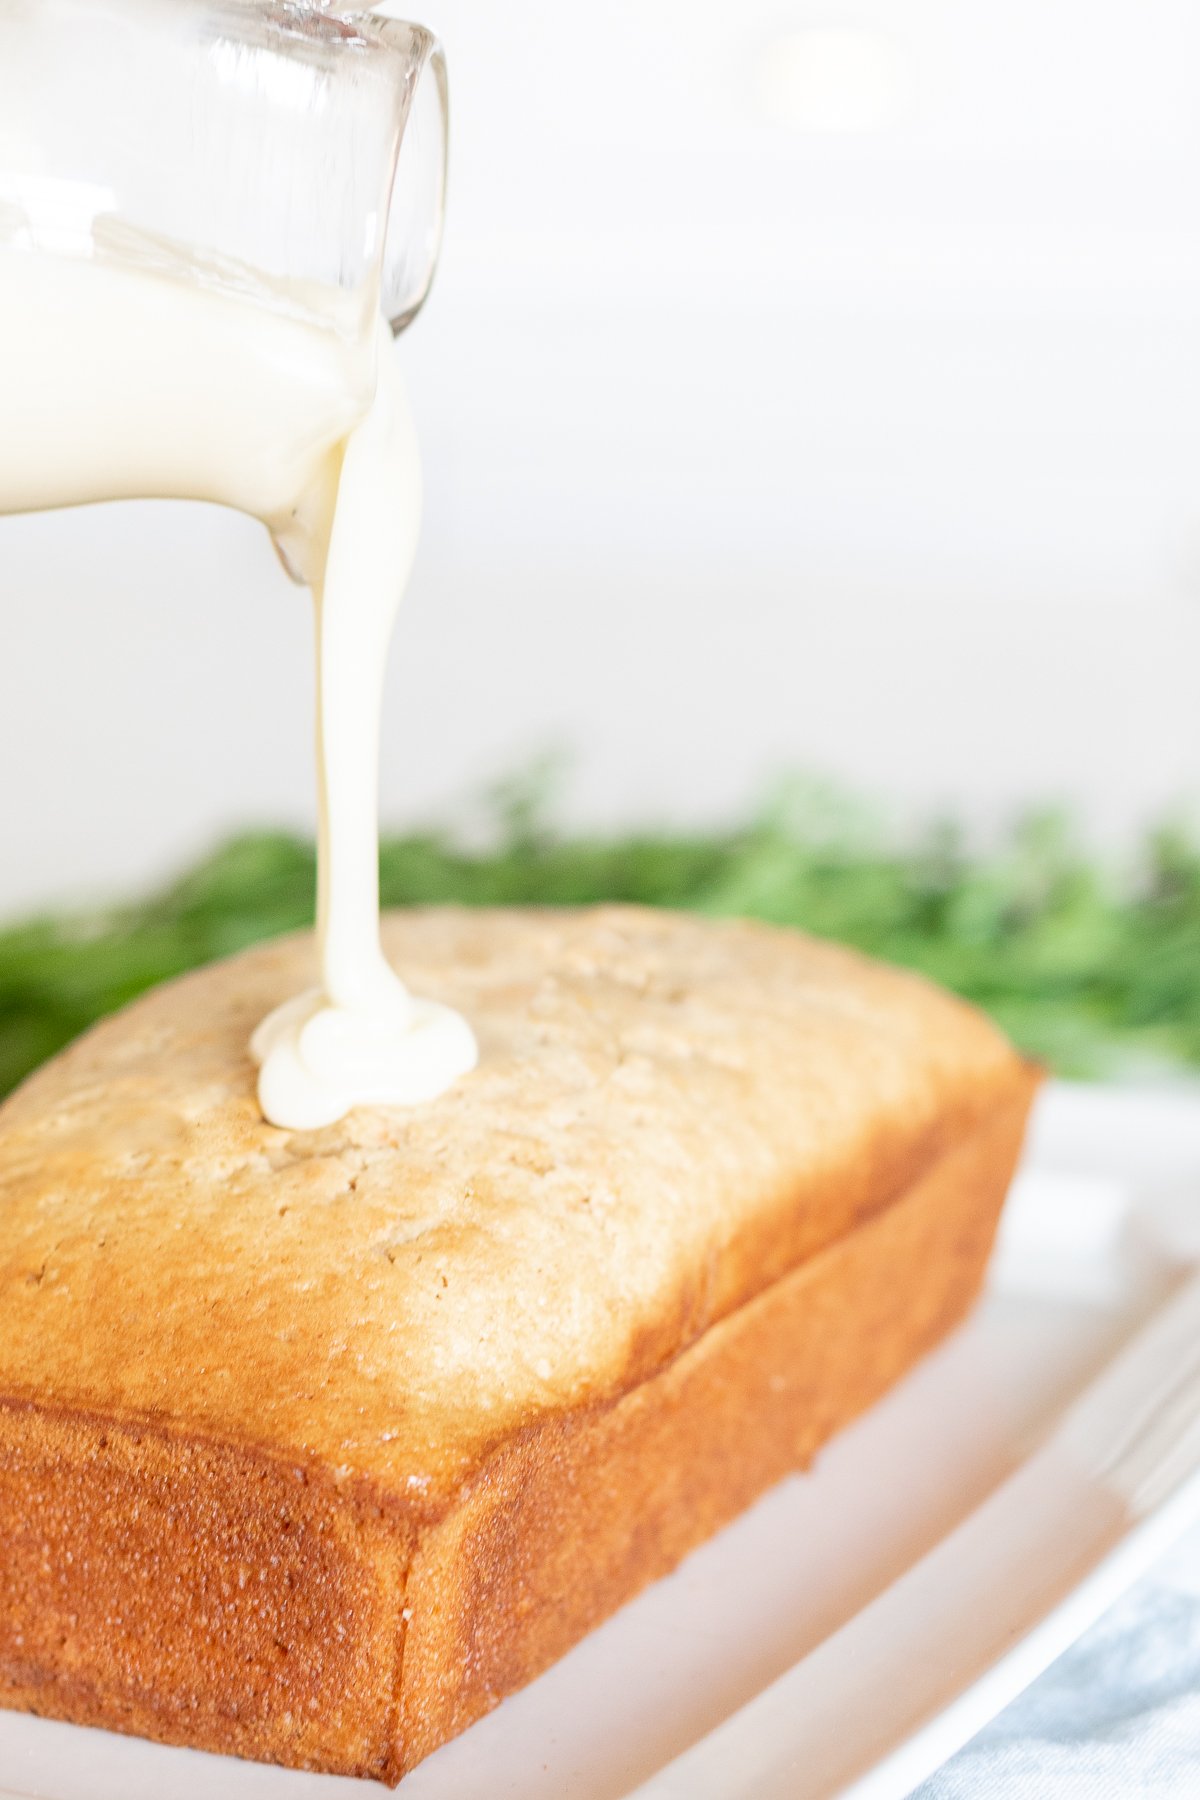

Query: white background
(3, 0), (1200, 916)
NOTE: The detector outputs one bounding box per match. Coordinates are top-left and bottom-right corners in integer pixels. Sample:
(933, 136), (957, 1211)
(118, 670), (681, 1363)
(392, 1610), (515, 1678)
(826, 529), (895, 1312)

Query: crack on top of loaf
(377, 1218), (441, 1265)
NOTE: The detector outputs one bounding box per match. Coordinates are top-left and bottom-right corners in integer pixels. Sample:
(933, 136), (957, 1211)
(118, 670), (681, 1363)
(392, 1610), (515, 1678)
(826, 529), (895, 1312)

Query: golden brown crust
(397, 1079), (1035, 1769)
(0, 907), (1039, 1780)
(0, 906), (1025, 1504)
(0, 1406), (412, 1780)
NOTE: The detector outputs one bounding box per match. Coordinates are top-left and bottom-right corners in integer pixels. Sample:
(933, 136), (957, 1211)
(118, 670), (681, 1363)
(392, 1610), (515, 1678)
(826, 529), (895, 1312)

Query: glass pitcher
(0, 0), (448, 340)
(0, 0), (469, 1130)
(0, 0), (449, 561)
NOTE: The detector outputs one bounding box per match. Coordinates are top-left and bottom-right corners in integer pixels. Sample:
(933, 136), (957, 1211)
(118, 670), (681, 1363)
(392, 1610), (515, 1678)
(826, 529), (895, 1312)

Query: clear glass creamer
(0, 0), (480, 1132)
(0, 0), (448, 336)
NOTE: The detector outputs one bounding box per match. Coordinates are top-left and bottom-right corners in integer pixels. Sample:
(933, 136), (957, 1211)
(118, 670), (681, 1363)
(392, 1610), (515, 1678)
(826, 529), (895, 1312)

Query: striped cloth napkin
(912, 1524), (1200, 1799)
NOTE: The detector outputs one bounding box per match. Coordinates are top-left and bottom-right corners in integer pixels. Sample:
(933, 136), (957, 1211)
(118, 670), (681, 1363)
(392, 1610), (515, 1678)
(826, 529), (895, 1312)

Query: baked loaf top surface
(0, 906), (1026, 1514)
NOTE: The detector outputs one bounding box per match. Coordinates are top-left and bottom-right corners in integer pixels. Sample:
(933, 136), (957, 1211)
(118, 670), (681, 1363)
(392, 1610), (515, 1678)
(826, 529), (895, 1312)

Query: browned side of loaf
(0, 1411), (414, 1781)
(0, 1071), (1035, 1784)
(397, 1073), (1037, 1772)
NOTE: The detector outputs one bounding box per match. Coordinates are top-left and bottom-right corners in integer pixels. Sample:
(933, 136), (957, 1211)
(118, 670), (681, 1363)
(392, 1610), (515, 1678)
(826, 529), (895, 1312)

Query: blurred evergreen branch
(4, 771), (1200, 1100)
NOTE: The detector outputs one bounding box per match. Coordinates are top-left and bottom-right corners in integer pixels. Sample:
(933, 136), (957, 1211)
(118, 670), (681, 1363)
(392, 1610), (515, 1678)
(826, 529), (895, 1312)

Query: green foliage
(3, 773), (1199, 1100)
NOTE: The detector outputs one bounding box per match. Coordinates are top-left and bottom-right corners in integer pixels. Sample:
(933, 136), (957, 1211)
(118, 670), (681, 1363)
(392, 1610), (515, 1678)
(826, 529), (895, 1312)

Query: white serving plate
(5, 1080), (1200, 1800)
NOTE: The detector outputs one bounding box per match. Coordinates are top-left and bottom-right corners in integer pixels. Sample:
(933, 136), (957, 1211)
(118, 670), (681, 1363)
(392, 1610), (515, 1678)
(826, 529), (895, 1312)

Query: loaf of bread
(0, 906), (1037, 1783)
